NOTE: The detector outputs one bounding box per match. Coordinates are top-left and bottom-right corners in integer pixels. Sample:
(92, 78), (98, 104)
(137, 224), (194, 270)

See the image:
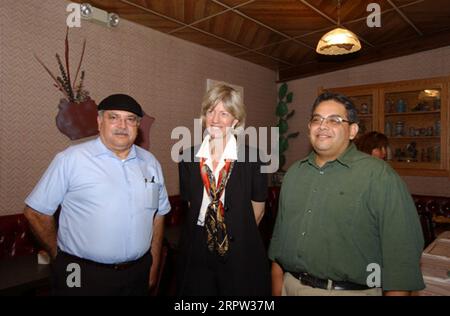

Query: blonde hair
(200, 84), (246, 129)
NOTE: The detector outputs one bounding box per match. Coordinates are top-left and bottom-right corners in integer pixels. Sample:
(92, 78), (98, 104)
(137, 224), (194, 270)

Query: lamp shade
(316, 27), (361, 55)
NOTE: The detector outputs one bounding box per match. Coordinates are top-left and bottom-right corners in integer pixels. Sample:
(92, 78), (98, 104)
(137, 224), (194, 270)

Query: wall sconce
(80, 3), (120, 28)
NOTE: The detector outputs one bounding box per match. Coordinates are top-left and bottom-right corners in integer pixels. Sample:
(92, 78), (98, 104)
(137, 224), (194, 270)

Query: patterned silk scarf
(200, 158), (234, 257)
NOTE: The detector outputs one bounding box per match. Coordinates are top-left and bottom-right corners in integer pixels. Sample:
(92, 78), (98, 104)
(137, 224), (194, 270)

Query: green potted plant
(274, 82), (299, 185)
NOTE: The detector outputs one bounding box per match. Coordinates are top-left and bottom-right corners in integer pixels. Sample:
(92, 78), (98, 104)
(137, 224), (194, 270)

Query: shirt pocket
(144, 182), (159, 210)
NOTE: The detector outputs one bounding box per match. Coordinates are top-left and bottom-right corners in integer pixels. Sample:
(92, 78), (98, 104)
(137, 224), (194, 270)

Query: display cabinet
(321, 86), (379, 137)
(322, 76), (449, 176)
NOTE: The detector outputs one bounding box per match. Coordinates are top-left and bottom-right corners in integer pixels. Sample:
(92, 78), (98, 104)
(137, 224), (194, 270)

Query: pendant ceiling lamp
(316, 0), (361, 55)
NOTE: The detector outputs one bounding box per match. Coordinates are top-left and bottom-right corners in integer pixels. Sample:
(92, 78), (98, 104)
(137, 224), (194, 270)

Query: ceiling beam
(278, 29), (450, 82)
(120, 0), (293, 66)
(212, 0), (314, 50)
(387, 0), (423, 36)
(169, 0), (257, 34)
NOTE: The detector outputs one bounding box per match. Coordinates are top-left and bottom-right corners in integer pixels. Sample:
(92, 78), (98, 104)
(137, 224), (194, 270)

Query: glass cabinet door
(324, 76), (448, 177)
(323, 87), (379, 139)
(348, 94), (374, 137)
(380, 80), (447, 176)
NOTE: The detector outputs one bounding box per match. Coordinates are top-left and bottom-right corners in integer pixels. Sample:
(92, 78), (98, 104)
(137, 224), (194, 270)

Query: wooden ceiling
(73, 0), (450, 81)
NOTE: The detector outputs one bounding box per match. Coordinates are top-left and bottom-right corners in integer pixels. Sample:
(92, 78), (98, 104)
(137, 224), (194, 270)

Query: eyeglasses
(309, 114), (352, 127)
(105, 113), (139, 127)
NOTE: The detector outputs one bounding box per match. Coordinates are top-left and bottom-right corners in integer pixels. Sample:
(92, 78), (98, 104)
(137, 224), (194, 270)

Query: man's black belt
(58, 249), (151, 271)
(288, 271), (371, 291)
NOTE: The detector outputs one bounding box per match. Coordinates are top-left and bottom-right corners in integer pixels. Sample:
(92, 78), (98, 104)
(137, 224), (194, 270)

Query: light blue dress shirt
(25, 137), (171, 264)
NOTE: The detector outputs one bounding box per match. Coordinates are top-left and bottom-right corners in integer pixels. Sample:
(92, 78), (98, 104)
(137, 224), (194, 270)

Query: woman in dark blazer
(177, 84), (270, 296)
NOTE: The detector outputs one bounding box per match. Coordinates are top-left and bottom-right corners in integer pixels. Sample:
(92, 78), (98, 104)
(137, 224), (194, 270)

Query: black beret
(98, 94), (143, 117)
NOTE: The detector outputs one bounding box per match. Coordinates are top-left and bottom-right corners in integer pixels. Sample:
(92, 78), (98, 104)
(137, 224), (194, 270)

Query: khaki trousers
(282, 272), (382, 296)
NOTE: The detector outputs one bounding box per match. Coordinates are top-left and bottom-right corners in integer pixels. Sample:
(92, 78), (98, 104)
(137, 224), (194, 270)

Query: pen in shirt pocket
(144, 176), (155, 187)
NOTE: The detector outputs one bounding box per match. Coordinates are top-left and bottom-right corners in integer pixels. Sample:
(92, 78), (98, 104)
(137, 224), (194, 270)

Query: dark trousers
(179, 226), (236, 296)
(51, 250), (152, 296)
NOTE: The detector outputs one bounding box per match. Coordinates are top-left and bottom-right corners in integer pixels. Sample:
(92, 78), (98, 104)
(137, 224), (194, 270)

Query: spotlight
(80, 3), (93, 19)
(79, 3), (120, 28)
(108, 13), (120, 27)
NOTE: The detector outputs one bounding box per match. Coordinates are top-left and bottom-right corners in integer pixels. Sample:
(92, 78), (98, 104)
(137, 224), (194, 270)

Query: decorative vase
(384, 120), (392, 137)
(56, 97), (99, 140)
(434, 120), (441, 136)
(396, 99), (406, 113)
(395, 121), (405, 136)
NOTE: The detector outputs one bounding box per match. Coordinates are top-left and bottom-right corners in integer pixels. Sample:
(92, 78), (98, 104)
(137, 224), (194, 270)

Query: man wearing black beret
(24, 94), (171, 295)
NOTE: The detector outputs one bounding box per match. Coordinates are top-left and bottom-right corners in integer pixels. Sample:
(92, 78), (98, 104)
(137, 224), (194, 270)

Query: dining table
(417, 231), (450, 296)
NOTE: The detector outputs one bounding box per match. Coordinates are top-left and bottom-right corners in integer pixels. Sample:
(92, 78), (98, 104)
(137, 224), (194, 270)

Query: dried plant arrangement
(34, 27), (89, 103)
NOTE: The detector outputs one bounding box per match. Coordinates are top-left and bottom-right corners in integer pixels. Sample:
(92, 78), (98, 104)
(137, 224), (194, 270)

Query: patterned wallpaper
(0, 0), (277, 215)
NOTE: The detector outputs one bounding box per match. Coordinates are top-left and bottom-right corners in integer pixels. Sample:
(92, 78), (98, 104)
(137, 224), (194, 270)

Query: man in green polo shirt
(268, 91), (425, 296)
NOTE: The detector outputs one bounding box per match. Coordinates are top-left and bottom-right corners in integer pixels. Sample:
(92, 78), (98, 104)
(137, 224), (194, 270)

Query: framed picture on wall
(206, 79), (244, 101)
